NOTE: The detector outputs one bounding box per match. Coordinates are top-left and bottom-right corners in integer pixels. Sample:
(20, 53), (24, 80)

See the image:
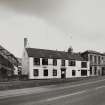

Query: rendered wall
(22, 49), (29, 75)
(28, 58), (90, 79)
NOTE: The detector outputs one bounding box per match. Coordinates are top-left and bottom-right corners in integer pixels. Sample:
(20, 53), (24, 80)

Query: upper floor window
(90, 55), (93, 62)
(42, 58), (48, 65)
(98, 56), (101, 64)
(102, 57), (104, 63)
(94, 56), (97, 64)
(69, 60), (76, 66)
(33, 58), (40, 65)
(102, 57), (104, 60)
(81, 62), (87, 68)
(53, 59), (57, 66)
(61, 59), (65, 66)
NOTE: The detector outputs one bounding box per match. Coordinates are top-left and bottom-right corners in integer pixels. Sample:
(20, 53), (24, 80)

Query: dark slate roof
(82, 50), (105, 56)
(0, 45), (18, 66)
(26, 48), (85, 61)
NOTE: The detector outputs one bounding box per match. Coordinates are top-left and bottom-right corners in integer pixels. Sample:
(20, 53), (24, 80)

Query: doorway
(61, 68), (66, 79)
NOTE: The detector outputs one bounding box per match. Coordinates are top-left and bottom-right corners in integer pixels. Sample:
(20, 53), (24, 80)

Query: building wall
(13, 66), (18, 75)
(22, 49), (29, 75)
(28, 58), (90, 79)
(86, 53), (105, 76)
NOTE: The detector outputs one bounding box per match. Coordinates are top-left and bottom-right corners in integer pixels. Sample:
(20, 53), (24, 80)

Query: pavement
(0, 77), (105, 105)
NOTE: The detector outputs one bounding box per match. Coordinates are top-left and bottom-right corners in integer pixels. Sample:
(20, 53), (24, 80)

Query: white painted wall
(29, 58), (61, 79)
(22, 49), (29, 75)
(28, 57), (90, 79)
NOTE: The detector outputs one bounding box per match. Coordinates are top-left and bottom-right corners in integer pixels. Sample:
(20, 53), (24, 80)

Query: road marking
(95, 85), (105, 90)
(53, 78), (105, 90)
(43, 85), (105, 102)
(46, 90), (87, 101)
(18, 84), (105, 105)
(0, 78), (105, 100)
(31, 90), (88, 105)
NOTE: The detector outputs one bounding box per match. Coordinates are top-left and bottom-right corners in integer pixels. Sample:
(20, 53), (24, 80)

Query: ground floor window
(44, 69), (48, 76)
(90, 66), (92, 75)
(72, 70), (76, 76)
(102, 67), (105, 75)
(53, 69), (57, 76)
(94, 67), (97, 75)
(81, 70), (87, 76)
(33, 69), (39, 76)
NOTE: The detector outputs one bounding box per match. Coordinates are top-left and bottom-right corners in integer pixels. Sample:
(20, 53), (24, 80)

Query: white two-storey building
(22, 42), (90, 79)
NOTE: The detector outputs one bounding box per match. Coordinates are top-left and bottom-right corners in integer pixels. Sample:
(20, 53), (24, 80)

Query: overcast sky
(0, 0), (105, 57)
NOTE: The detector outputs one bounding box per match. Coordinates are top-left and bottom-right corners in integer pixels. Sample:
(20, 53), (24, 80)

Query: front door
(61, 68), (66, 79)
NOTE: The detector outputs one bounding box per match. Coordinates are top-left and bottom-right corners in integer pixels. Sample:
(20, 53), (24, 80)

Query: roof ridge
(26, 47), (67, 53)
(26, 47), (84, 61)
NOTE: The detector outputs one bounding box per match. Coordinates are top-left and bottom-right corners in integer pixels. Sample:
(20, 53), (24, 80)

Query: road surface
(0, 78), (105, 105)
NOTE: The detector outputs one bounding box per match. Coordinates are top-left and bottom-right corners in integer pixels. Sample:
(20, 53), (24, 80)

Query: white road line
(53, 78), (105, 90)
(46, 90), (87, 101)
(44, 85), (105, 102)
(95, 85), (105, 90)
(32, 90), (88, 105)
(0, 78), (105, 100)
(21, 81), (105, 105)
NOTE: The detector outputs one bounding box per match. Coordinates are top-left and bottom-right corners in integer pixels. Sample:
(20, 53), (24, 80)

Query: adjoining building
(17, 58), (22, 77)
(0, 45), (19, 80)
(22, 38), (90, 79)
(81, 50), (105, 76)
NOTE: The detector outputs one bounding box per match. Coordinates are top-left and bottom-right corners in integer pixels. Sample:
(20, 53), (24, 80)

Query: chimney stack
(24, 38), (28, 48)
(67, 46), (73, 54)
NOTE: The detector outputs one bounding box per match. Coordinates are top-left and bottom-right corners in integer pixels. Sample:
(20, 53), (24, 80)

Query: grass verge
(0, 76), (105, 90)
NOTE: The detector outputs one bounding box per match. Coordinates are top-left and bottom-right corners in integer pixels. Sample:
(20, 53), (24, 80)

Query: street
(0, 78), (105, 105)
